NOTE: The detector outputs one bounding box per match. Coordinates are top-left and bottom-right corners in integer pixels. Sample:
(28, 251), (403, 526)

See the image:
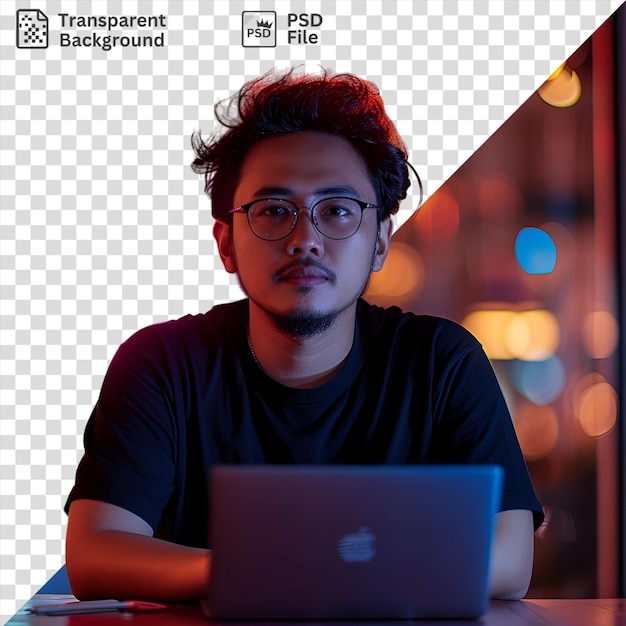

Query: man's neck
(247, 305), (357, 389)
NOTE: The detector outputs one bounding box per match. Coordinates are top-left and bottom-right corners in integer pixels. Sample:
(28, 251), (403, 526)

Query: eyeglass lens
(246, 197), (367, 241)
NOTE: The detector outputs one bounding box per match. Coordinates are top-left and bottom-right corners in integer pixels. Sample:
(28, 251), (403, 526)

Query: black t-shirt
(65, 299), (544, 547)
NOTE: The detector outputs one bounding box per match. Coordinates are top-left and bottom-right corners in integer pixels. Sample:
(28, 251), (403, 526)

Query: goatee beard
(266, 309), (337, 339)
(245, 261), (375, 340)
(236, 232), (380, 340)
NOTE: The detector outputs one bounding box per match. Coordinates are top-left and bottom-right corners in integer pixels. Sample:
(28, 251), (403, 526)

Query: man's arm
(65, 499), (211, 601)
(489, 509), (535, 600)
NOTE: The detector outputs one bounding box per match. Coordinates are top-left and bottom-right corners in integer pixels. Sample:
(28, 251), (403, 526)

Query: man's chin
(266, 308), (337, 339)
(246, 283), (366, 339)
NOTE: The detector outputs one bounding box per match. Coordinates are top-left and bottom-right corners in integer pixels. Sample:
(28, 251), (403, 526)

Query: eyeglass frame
(229, 196), (379, 241)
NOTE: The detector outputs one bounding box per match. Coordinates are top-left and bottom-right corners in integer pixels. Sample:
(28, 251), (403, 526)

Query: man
(65, 69), (543, 602)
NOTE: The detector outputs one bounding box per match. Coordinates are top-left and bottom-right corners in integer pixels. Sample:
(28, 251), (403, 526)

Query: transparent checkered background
(0, 0), (622, 621)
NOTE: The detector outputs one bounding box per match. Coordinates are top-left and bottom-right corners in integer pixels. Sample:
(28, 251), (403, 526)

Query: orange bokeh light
(513, 403), (559, 461)
(576, 378), (618, 437)
(582, 310), (619, 359)
(462, 307), (560, 361)
(366, 242), (425, 299)
(538, 65), (582, 107)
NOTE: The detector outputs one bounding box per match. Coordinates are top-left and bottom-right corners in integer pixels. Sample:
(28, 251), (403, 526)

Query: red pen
(29, 599), (168, 615)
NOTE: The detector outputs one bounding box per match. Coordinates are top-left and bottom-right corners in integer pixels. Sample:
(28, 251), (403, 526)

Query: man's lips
(274, 261), (335, 284)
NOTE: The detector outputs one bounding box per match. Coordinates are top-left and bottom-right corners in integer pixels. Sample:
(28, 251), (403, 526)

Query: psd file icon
(16, 9), (48, 48)
(242, 11), (276, 47)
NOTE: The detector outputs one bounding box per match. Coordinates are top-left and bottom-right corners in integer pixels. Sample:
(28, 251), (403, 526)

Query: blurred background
(367, 4), (624, 598)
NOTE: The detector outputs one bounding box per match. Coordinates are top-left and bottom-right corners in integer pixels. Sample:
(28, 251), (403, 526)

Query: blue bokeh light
(515, 227), (557, 274)
(511, 355), (566, 405)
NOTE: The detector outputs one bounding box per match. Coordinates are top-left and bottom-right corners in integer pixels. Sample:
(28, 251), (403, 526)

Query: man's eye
(257, 204), (291, 218)
(319, 204), (356, 218)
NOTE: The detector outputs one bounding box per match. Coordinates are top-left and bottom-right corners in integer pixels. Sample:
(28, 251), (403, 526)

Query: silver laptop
(206, 465), (503, 620)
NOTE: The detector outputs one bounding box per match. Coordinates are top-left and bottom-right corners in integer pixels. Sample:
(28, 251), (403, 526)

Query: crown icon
(257, 19), (273, 28)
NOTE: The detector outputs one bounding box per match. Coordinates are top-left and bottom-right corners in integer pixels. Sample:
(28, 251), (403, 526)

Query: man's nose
(285, 208), (324, 255)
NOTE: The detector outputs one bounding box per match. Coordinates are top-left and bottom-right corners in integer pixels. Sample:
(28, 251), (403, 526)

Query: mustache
(273, 258), (336, 282)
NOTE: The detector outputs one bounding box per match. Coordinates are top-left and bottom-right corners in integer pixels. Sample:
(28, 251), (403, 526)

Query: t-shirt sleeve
(431, 329), (544, 530)
(64, 326), (179, 532)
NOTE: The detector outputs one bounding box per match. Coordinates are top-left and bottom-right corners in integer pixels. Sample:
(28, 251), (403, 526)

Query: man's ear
(213, 219), (237, 274)
(371, 217), (393, 272)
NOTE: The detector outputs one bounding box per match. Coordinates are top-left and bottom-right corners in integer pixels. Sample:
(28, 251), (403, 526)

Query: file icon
(16, 9), (48, 49)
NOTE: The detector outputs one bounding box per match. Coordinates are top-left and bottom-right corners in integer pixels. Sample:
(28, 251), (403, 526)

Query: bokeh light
(366, 242), (425, 299)
(511, 355), (566, 405)
(574, 375), (618, 437)
(513, 403), (559, 461)
(463, 307), (560, 361)
(582, 310), (619, 359)
(538, 64), (582, 107)
(505, 309), (561, 360)
(515, 227), (557, 274)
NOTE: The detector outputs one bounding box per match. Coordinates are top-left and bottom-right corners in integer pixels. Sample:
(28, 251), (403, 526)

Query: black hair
(191, 68), (411, 222)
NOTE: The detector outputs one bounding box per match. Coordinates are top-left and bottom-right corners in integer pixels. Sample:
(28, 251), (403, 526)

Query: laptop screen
(207, 464), (503, 620)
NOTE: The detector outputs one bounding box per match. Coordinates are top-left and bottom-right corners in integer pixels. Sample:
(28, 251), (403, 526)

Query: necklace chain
(247, 327), (261, 367)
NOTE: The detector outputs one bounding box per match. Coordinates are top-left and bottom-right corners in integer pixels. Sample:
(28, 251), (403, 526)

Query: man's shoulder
(120, 300), (248, 352)
(357, 300), (482, 367)
(358, 299), (476, 343)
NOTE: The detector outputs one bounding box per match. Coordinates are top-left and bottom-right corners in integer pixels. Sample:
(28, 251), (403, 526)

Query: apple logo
(337, 527), (376, 563)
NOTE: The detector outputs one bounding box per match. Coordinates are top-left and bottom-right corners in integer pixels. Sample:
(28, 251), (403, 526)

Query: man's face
(215, 131), (391, 336)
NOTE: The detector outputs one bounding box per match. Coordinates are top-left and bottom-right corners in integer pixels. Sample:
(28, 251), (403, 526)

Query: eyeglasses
(230, 197), (378, 241)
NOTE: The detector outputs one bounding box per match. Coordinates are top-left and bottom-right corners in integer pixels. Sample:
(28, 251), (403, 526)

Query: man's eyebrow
(314, 185), (363, 198)
(251, 185), (364, 199)
(250, 186), (294, 198)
